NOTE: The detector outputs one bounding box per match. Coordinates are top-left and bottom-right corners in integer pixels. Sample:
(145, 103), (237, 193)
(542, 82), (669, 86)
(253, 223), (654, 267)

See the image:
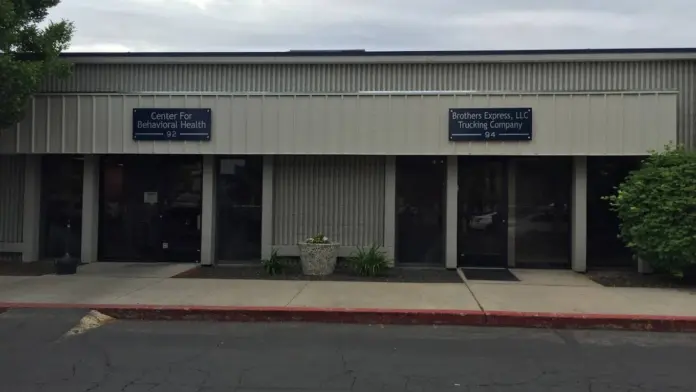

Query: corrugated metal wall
(2, 92), (676, 156)
(40, 61), (696, 147)
(0, 155), (25, 243)
(273, 155), (385, 247)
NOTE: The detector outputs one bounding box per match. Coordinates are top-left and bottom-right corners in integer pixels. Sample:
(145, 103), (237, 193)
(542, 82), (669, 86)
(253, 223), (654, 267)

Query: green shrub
(261, 249), (284, 275)
(348, 245), (391, 277)
(605, 144), (696, 276)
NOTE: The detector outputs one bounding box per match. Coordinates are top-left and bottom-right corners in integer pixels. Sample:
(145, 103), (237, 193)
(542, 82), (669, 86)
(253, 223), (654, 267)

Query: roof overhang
(59, 48), (696, 65)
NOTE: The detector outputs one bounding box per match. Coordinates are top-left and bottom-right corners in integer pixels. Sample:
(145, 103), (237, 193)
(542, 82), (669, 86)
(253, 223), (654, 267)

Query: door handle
(196, 214), (201, 230)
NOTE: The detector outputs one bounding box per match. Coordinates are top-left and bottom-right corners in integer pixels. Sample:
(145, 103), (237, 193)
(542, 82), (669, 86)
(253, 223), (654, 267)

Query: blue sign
(449, 108), (532, 141)
(133, 108), (212, 141)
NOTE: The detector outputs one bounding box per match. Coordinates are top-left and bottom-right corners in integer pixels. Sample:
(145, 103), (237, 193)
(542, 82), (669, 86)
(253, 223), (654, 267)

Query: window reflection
(513, 157), (571, 267)
(457, 158), (507, 267)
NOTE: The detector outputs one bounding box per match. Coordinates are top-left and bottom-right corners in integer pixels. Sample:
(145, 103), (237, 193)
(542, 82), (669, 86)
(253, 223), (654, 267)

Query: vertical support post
(638, 258), (653, 274)
(445, 156), (458, 269)
(572, 156), (588, 272)
(22, 155), (41, 262)
(383, 156), (396, 266)
(507, 158), (516, 268)
(261, 155), (274, 260)
(80, 155), (100, 263)
(200, 155), (217, 266)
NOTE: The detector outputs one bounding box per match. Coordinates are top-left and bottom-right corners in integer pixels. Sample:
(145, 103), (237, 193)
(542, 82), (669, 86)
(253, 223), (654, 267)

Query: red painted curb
(0, 302), (486, 326)
(485, 310), (696, 332)
(2, 302), (696, 332)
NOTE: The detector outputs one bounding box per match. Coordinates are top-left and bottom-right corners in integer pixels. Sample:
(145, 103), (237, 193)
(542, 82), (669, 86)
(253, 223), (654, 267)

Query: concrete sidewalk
(0, 264), (695, 331)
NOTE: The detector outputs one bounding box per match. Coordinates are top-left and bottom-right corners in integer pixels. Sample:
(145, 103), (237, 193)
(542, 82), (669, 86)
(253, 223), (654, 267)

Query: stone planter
(54, 254), (79, 275)
(298, 242), (340, 276)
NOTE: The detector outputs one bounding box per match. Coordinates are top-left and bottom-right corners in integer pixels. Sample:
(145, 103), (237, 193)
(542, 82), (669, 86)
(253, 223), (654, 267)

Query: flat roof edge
(58, 48), (696, 64)
(34, 90), (680, 97)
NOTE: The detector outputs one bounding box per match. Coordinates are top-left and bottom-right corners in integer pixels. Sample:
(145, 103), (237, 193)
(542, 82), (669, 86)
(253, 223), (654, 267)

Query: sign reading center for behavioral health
(132, 108), (212, 141)
(448, 108), (533, 141)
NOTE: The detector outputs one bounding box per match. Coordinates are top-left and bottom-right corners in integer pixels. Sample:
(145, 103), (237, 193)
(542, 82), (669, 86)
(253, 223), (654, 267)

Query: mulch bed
(587, 269), (696, 289)
(0, 260), (57, 276)
(173, 262), (464, 283)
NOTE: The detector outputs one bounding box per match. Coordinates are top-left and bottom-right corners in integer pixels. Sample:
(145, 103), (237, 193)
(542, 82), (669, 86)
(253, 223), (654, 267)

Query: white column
(571, 156), (588, 272)
(22, 155), (42, 262)
(445, 156), (459, 269)
(383, 156), (396, 266)
(261, 155), (274, 260)
(80, 155), (100, 263)
(507, 158), (517, 268)
(200, 155), (217, 266)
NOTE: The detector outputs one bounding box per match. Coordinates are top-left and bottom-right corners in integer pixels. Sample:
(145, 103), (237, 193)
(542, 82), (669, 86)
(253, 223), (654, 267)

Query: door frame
(457, 156), (510, 268)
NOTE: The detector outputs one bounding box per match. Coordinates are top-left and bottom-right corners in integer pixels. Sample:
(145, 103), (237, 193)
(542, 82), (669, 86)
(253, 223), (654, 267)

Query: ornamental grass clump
(348, 244), (390, 277)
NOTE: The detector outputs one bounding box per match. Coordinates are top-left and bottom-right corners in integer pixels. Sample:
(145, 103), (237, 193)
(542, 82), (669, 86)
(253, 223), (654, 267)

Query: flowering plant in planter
(305, 234), (330, 244)
(298, 233), (340, 276)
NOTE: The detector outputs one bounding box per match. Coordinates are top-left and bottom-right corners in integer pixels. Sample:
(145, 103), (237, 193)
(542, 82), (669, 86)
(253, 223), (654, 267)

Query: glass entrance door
(98, 155), (203, 262)
(457, 157), (508, 268)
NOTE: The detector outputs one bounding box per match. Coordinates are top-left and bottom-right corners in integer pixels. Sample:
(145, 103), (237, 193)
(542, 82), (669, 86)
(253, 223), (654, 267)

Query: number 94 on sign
(484, 132), (497, 139)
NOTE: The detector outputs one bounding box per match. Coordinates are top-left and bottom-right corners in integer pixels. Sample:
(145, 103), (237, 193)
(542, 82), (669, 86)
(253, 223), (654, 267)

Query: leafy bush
(348, 245), (391, 277)
(605, 144), (696, 275)
(261, 249), (284, 275)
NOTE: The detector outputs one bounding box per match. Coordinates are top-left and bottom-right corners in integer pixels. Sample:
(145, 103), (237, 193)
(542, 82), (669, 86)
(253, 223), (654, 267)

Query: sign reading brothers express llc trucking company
(448, 108), (533, 141)
(133, 108), (212, 141)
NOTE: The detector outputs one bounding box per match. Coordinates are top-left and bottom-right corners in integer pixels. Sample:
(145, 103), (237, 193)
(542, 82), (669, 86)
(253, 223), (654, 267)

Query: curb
(0, 303), (486, 326)
(2, 303), (696, 332)
(484, 311), (696, 332)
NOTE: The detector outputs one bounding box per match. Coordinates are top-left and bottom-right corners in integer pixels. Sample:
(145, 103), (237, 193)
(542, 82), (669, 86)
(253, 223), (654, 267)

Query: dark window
(216, 156), (263, 261)
(395, 156), (446, 265)
(40, 155), (83, 259)
(587, 156), (644, 268)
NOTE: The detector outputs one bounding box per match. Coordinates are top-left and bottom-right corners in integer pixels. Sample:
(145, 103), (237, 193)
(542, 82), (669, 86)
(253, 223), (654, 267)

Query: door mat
(460, 268), (520, 282)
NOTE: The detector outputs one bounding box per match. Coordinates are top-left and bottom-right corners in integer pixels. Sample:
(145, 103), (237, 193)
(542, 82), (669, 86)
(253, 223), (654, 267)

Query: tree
(0, 0), (73, 131)
(605, 144), (696, 276)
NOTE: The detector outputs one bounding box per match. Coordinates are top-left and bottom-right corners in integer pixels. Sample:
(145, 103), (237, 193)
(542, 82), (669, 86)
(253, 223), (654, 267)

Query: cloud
(46, 0), (692, 52)
(451, 10), (641, 30)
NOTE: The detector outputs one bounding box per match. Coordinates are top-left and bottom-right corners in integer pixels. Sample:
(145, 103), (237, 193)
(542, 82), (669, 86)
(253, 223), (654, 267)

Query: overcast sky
(49, 0), (690, 52)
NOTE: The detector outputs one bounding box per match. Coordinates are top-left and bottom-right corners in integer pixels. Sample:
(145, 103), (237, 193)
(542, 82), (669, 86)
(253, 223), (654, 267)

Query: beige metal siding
(0, 155), (25, 243)
(273, 155), (385, 247)
(1, 92), (676, 156)
(40, 61), (696, 146)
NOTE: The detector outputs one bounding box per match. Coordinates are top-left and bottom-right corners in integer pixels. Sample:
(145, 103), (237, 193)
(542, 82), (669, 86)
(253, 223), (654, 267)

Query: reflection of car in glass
(469, 212), (497, 230)
(515, 203), (569, 235)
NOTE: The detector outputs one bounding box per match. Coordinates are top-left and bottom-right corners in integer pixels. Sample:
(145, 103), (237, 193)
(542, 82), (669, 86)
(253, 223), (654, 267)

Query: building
(0, 48), (690, 272)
